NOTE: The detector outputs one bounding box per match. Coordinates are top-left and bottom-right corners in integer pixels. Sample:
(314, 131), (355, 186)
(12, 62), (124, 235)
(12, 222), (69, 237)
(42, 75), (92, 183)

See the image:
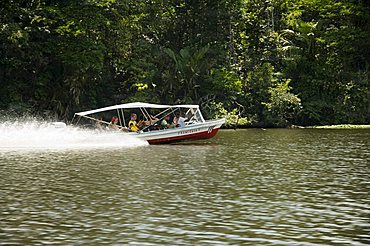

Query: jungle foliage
(1, 0), (369, 126)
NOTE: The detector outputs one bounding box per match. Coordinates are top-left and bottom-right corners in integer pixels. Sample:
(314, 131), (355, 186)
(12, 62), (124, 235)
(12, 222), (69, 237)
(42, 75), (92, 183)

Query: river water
(0, 124), (369, 245)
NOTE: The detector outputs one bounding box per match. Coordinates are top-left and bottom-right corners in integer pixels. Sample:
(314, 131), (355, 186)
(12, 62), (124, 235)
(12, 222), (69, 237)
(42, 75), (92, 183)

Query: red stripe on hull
(147, 128), (220, 144)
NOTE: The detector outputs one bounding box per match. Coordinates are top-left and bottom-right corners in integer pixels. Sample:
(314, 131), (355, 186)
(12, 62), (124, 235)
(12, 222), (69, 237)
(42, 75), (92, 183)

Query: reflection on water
(0, 129), (369, 245)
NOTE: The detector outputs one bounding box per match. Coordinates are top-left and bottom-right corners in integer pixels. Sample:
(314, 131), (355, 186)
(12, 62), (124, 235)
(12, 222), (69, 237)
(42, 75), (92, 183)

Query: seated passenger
(160, 115), (169, 129)
(160, 115), (177, 129)
(128, 113), (141, 132)
(95, 117), (104, 130)
(109, 116), (119, 130)
(143, 115), (159, 125)
(172, 116), (179, 128)
(177, 113), (188, 128)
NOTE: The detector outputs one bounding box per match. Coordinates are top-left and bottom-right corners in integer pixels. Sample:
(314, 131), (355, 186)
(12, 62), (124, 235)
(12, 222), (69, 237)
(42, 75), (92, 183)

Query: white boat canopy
(75, 102), (200, 116)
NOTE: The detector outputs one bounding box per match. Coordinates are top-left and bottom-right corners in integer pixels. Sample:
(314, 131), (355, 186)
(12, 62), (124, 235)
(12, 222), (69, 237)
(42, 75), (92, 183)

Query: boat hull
(131, 118), (225, 144)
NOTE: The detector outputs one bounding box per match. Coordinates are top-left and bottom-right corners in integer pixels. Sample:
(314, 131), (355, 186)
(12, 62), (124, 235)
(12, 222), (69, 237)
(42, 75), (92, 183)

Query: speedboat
(72, 102), (225, 144)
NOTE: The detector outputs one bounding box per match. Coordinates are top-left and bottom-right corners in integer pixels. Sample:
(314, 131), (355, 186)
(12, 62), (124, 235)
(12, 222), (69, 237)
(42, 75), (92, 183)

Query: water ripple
(0, 129), (369, 245)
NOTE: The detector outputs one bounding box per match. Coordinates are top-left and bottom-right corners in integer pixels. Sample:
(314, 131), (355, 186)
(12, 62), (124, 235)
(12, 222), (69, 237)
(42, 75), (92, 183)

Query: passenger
(109, 116), (119, 130)
(160, 115), (171, 129)
(142, 115), (159, 131)
(144, 115), (159, 127)
(95, 117), (104, 130)
(177, 113), (188, 128)
(172, 115), (179, 128)
(128, 113), (142, 132)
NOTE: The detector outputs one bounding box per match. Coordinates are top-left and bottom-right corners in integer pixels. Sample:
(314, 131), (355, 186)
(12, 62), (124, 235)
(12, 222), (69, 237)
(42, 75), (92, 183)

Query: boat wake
(0, 120), (148, 151)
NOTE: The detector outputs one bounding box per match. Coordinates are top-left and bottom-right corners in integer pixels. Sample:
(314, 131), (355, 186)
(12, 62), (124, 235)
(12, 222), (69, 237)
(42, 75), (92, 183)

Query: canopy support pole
(117, 109), (122, 127)
(140, 108), (149, 121)
(121, 108), (126, 127)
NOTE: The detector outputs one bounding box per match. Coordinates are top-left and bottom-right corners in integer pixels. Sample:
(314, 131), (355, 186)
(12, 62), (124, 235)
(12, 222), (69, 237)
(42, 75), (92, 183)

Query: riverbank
(305, 124), (370, 129)
(222, 124), (370, 129)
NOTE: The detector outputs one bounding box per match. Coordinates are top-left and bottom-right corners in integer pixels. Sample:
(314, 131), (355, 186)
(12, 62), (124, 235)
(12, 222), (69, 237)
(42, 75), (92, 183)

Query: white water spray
(0, 120), (148, 150)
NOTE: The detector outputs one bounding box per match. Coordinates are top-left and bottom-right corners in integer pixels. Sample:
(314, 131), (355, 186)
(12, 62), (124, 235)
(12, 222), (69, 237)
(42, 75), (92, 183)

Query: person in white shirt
(177, 113), (187, 128)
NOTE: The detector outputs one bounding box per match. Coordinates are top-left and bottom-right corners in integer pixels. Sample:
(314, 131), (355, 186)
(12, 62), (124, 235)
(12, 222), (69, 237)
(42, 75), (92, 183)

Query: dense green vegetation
(1, 0), (369, 127)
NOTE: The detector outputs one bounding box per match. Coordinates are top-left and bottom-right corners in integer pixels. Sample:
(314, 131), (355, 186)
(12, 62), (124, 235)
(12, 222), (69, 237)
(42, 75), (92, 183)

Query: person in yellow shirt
(129, 113), (160, 132)
(128, 113), (141, 132)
